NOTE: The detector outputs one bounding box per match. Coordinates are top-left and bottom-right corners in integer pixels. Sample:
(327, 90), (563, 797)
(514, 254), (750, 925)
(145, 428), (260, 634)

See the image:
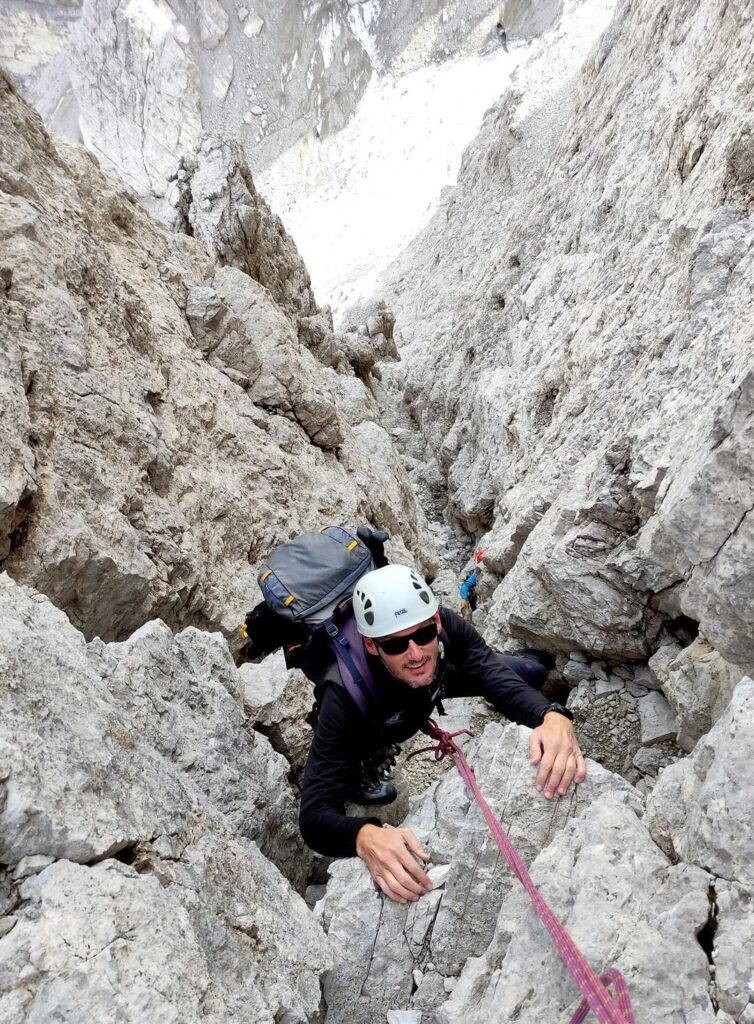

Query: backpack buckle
(324, 619), (343, 643)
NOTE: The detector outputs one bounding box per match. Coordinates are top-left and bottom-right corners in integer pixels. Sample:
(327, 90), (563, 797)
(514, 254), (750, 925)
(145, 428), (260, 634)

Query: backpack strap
(323, 615), (382, 717)
(432, 628), (450, 715)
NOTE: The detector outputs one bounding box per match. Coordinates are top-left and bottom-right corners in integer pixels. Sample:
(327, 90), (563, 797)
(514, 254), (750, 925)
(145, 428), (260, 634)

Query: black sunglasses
(375, 620), (438, 656)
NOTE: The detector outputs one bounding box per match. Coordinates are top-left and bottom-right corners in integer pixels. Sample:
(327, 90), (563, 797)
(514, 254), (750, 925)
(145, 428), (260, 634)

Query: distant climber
(299, 564), (585, 904)
(496, 22), (508, 51)
(458, 547), (487, 621)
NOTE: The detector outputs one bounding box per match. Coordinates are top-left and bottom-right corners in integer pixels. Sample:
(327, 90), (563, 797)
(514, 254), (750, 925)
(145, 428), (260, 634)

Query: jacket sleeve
(440, 607), (551, 728)
(299, 684), (381, 858)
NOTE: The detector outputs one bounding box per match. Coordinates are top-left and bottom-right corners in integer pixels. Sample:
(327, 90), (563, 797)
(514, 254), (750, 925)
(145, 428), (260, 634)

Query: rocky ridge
(0, 67), (431, 644)
(377, 0), (754, 679)
(0, 65), (433, 1020)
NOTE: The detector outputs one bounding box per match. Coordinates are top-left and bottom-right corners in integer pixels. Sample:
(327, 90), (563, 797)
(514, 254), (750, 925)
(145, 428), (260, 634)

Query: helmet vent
(353, 564), (438, 637)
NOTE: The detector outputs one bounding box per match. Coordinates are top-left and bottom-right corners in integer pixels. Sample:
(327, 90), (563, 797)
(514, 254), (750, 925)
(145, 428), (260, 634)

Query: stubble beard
(386, 649), (438, 689)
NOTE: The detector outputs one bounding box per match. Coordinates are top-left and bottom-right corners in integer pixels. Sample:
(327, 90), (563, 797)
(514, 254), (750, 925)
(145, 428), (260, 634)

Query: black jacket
(298, 607), (551, 858)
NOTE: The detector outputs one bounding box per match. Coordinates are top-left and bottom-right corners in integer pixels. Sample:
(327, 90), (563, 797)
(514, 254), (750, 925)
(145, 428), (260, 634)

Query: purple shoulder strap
(327, 616), (381, 717)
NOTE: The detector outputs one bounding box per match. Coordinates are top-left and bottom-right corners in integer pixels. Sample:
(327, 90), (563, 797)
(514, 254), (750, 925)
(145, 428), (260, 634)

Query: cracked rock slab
(0, 573), (307, 886)
(649, 638), (744, 752)
(0, 842), (330, 1024)
(714, 881), (754, 1020)
(645, 678), (754, 1018)
(317, 721), (644, 1024)
(439, 801), (713, 1024)
(637, 689), (677, 746)
(645, 677), (754, 889)
(0, 576), (331, 1021)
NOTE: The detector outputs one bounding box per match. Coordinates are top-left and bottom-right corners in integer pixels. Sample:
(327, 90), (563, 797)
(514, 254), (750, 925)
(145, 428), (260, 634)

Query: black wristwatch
(539, 702), (574, 724)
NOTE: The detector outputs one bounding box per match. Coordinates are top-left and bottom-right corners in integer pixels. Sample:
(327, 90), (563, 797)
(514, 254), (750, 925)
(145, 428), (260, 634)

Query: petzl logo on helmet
(394, 608), (408, 616)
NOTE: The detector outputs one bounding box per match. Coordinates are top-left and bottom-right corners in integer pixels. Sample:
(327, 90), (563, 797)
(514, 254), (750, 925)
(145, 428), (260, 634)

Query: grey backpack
(258, 526), (374, 625)
(249, 526), (386, 715)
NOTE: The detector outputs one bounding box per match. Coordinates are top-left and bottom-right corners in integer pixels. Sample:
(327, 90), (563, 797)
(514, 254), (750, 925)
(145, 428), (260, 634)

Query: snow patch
(259, 44), (528, 319)
(258, 0), (618, 321)
(345, 0), (381, 65)
(319, 10), (342, 70)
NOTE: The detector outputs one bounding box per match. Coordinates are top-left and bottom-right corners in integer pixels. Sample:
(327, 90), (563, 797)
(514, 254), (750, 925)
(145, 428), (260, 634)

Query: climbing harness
(411, 720), (635, 1024)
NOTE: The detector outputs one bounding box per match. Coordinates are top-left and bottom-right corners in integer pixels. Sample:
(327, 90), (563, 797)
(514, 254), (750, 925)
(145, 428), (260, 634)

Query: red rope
(411, 720), (635, 1024)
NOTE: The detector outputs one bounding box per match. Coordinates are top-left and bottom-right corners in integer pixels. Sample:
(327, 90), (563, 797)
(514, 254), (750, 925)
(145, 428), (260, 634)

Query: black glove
(239, 601), (307, 660)
(357, 526), (389, 567)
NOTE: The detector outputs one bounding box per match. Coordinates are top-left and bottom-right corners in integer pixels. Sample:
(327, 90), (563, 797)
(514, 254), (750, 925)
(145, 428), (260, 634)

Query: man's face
(363, 612), (441, 689)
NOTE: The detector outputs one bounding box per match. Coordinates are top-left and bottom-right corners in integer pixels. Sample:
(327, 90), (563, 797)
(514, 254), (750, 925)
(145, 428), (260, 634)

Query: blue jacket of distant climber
(459, 570), (478, 602)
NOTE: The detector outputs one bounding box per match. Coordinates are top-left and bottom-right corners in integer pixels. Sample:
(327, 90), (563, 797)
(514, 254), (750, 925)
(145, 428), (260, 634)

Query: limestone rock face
(0, 70), (430, 643)
(437, 808), (713, 1024)
(174, 136), (319, 327)
(68, 0), (203, 195)
(0, 574), (331, 1021)
(317, 721), (718, 1024)
(649, 639), (745, 752)
(0, 573), (307, 886)
(0, 2), (77, 82)
(645, 677), (754, 889)
(241, 651), (314, 780)
(633, 370), (754, 670)
(0, 335), (35, 561)
(645, 677), (754, 1020)
(1, 848), (329, 1024)
(497, 0), (564, 41)
(187, 264), (344, 450)
(377, 0), (754, 674)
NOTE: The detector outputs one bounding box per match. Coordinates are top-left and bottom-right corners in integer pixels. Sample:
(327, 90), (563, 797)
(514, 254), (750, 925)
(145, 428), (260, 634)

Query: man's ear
(434, 611), (441, 629)
(363, 635), (379, 656)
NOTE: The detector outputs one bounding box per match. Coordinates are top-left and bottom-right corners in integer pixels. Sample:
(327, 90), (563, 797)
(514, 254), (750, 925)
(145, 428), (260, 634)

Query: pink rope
(412, 721), (635, 1024)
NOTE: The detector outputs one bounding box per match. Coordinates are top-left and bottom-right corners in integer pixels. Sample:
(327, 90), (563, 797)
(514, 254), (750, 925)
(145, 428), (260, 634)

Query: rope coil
(413, 720), (635, 1024)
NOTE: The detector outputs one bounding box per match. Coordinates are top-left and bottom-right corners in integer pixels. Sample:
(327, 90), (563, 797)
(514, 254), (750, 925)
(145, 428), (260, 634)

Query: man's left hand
(529, 713), (586, 799)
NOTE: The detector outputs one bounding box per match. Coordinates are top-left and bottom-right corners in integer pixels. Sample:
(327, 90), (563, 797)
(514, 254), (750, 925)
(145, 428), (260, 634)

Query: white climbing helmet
(353, 564), (439, 638)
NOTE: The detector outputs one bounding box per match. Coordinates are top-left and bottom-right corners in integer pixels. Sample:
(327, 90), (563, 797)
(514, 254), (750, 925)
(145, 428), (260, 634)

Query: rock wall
(0, 573), (331, 1021)
(0, 0), (529, 194)
(0, 1), (78, 81)
(498, 0), (564, 41)
(0, 68), (432, 644)
(645, 677), (754, 1022)
(315, 698), (754, 1023)
(377, 0), (754, 676)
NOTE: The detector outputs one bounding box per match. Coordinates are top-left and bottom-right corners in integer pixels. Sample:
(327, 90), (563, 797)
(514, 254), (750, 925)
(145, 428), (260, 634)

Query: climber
(299, 564), (586, 904)
(459, 547), (487, 621)
(496, 22), (508, 51)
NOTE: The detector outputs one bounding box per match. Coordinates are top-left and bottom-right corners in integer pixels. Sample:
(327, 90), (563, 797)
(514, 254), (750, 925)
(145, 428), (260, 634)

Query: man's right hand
(356, 824), (433, 903)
